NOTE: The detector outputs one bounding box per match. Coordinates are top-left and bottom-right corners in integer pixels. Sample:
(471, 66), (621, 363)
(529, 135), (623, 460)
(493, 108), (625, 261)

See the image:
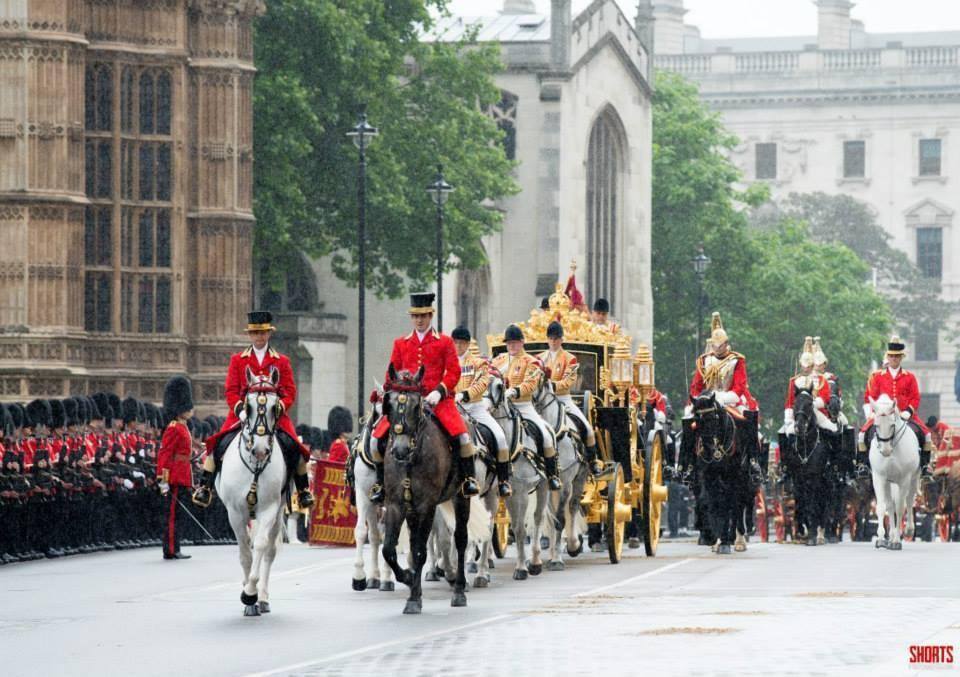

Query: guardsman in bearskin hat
(194, 311), (315, 509)
(860, 336), (932, 471)
(368, 292), (479, 503)
(158, 376), (195, 559)
(538, 321), (603, 477)
(492, 324), (562, 490)
(326, 406), (352, 465)
(451, 325), (512, 497)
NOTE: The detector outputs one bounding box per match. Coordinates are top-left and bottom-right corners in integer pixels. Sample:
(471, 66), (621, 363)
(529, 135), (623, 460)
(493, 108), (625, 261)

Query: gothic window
(755, 142), (777, 180)
(85, 139), (112, 198)
(140, 71), (155, 134)
(919, 139), (942, 177)
(139, 143), (154, 199)
(916, 227), (942, 279)
(157, 143), (171, 199)
(84, 272), (112, 332)
(843, 140), (865, 178)
(121, 67), (135, 133)
(139, 211), (154, 267)
(156, 71), (172, 135)
(121, 208), (134, 267)
(85, 64), (113, 132)
(121, 140), (134, 199)
(138, 142), (172, 201)
(156, 277), (171, 332)
(138, 276), (154, 332)
(586, 108), (626, 310)
(156, 211), (171, 267)
(84, 207), (112, 267)
(487, 91), (518, 161)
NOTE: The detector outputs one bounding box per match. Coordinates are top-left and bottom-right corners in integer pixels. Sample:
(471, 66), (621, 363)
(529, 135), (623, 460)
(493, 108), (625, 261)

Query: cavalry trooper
(591, 298), (620, 334)
(492, 324), (562, 491)
(688, 312), (758, 414)
(538, 321), (603, 476)
(451, 325), (512, 497)
(368, 292), (479, 503)
(194, 311), (315, 509)
(782, 337), (834, 436)
(859, 336), (932, 472)
(157, 376), (194, 560)
(812, 337), (848, 427)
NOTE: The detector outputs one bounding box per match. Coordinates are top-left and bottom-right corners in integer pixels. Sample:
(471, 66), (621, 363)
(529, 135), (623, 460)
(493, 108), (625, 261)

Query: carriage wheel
(491, 498), (511, 559)
(606, 463), (626, 564)
(755, 490), (769, 543)
(642, 431), (668, 557)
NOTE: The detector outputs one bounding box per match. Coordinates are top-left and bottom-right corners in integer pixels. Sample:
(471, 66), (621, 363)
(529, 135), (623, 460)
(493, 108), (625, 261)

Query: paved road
(1, 535), (957, 676)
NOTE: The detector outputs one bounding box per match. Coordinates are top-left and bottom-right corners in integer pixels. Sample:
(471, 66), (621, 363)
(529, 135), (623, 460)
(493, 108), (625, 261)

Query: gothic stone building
(0, 0), (259, 413)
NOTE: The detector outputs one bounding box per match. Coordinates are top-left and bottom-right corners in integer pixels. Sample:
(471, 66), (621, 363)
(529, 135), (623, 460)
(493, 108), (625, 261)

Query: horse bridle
(874, 409), (908, 446)
(694, 397), (736, 463)
(793, 390), (820, 465)
(240, 380), (279, 517)
(384, 382), (426, 466)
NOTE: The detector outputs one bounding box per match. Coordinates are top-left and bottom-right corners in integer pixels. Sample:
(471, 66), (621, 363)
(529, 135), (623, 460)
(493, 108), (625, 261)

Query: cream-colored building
(283, 0), (655, 422)
(656, 0), (960, 422)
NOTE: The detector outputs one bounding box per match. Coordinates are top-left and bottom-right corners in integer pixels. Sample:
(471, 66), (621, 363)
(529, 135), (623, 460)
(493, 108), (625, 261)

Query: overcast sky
(443, 1), (960, 37)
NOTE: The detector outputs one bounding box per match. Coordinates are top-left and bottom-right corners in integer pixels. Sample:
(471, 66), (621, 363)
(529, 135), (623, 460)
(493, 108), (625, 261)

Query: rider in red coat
(157, 376), (194, 560)
(368, 292), (478, 503)
(192, 311), (315, 509)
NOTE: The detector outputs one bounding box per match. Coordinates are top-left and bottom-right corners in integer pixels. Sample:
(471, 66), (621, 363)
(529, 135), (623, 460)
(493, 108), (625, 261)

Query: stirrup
(498, 481), (513, 498)
(590, 460), (605, 477)
(192, 487), (213, 508)
(547, 475), (562, 491)
(368, 483), (384, 504)
(460, 477), (480, 497)
(297, 489), (315, 508)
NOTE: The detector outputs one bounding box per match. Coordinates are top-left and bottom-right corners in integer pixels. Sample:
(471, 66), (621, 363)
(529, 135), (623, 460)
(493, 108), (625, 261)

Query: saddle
(565, 408), (588, 444)
(474, 422), (500, 470)
(523, 419), (545, 457)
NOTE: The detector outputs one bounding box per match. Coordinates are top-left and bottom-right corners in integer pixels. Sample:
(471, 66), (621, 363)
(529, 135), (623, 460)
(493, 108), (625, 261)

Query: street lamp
(347, 107), (378, 419)
(691, 246), (711, 357)
(426, 164), (453, 332)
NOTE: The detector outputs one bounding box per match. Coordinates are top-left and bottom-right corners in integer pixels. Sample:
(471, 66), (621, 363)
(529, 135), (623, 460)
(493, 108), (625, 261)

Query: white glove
(455, 392), (465, 404)
(783, 421), (795, 436)
(239, 409), (248, 422)
(862, 403), (872, 419)
(159, 481), (170, 496)
(425, 390), (442, 406)
(813, 397), (825, 410)
(654, 409), (666, 424)
(900, 410), (911, 421)
(784, 409), (795, 424)
(132, 470), (145, 480)
(505, 388), (518, 400)
(122, 479), (134, 490)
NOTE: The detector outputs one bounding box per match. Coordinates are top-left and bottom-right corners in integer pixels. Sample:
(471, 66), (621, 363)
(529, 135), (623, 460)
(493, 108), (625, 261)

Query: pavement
(1, 534), (958, 677)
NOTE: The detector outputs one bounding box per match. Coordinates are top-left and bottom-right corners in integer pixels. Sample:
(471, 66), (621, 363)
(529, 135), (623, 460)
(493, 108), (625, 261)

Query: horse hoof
(424, 570), (439, 582)
(380, 581), (395, 592)
(628, 537), (641, 549)
(890, 541), (903, 551)
(875, 539), (886, 549)
(257, 601), (270, 614)
(402, 600), (422, 615)
(466, 562), (478, 574)
(513, 569), (528, 581)
(352, 578), (367, 591)
(451, 591), (467, 607)
(367, 578), (380, 590)
(473, 575), (489, 588)
(717, 544), (732, 555)
(548, 560), (565, 572)
(734, 544), (746, 552)
(527, 562), (542, 576)
(243, 604), (260, 617)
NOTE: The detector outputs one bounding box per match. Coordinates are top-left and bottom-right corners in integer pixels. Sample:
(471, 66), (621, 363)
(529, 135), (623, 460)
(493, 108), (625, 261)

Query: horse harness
(240, 384), (279, 518)
(694, 402), (737, 464)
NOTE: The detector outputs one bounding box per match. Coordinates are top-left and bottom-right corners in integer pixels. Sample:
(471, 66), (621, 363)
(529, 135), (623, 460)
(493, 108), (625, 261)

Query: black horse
(685, 391), (749, 554)
(379, 366), (470, 615)
(783, 388), (831, 545)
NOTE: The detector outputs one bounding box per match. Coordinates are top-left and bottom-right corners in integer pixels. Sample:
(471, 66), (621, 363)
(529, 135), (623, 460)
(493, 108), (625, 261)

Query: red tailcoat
(689, 352), (758, 409)
(327, 438), (349, 464)
(862, 367), (927, 432)
(205, 345), (309, 459)
(784, 375), (832, 417)
(157, 421), (194, 487)
(374, 329), (467, 439)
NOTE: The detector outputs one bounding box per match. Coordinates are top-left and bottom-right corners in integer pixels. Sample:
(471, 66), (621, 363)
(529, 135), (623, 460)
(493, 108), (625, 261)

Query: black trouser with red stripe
(162, 486), (182, 558)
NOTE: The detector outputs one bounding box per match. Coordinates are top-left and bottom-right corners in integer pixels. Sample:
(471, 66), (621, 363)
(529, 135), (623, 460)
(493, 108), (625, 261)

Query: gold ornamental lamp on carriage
(600, 337), (634, 406)
(632, 343), (655, 409)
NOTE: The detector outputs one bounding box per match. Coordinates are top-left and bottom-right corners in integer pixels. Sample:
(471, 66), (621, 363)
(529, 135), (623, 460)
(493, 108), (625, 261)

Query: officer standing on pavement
(157, 376), (195, 560)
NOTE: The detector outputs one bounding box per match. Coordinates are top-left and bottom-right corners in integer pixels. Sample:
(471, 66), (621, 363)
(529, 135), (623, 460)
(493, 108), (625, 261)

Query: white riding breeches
(512, 400), (556, 454)
(463, 401), (508, 453)
(557, 394), (596, 446)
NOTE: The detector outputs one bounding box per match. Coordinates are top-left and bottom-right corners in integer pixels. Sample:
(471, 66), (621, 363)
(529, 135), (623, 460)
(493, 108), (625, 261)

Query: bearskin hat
(0, 404), (10, 437)
(62, 398), (79, 427)
(162, 376), (194, 419)
(49, 399), (66, 429)
(204, 415), (220, 433)
(142, 402), (157, 430)
(91, 393), (109, 421)
(108, 393), (122, 419)
(296, 423), (310, 442)
(327, 406), (353, 437)
(8, 403), (24, 430)
(121, 396), (140, 424)
(26, 399), (50, 429)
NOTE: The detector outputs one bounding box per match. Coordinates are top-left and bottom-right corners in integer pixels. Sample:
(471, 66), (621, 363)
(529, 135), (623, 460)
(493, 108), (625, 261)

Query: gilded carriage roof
(486, 283), (628, 350)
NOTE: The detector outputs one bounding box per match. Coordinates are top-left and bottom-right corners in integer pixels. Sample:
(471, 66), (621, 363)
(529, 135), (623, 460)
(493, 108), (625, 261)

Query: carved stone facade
(0, 0), (262, 413)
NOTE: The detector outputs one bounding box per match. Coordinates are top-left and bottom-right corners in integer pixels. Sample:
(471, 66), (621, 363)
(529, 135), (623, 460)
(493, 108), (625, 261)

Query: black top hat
(593, 298), (610, 313)
(26, 399), (51, 429)
(247, 310), (275, 332)
(451, 326), (471, 342)
(121, 397), (140, 424)
(408, 292), (435, 315)
(504, 324), (524, 342)
(547, 321), (564, 339)
(327, 405), (354, 437)
(49, 399), (66, 429)
(62, 398), (79, 427)
(886, 336), (906, 356)
(163, 376), (194, 419)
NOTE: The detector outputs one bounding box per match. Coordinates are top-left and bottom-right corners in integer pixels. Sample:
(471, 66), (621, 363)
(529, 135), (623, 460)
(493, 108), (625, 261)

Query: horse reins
(695, 403), (736, 463)
(240, 384), (279, 518)
(793, 392), (820, 465)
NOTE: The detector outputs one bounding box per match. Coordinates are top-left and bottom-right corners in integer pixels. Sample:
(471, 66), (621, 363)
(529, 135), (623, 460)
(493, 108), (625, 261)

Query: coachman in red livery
(192, 311), (315, 509)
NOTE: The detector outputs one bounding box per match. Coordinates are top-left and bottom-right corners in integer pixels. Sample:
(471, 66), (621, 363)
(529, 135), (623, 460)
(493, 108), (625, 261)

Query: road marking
(244, 558), (693, 677)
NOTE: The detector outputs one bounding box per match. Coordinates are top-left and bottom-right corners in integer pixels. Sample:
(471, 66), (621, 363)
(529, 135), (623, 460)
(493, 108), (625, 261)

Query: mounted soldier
(491, 324), (562, 491)
(451, 325), (512, 497)
(368, 292), (479, 503)
(782, 337), (835, 437)
(859, 336), (932, 473)
(538, 320), (603, 476)
(193, 310), (315, 509)
(689, 312), (758, 416)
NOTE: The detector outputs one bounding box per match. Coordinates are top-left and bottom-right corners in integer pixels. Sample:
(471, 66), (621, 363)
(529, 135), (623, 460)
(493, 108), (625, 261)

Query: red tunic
(689, 352), (758, 409)
(862, 367), (927, 432)
(784, 375), (831, 416)
(157, 421), (193, 487)
(374, 328), (467, 439)
(205, 344), (309, 459)
(327, 438), (349, 464)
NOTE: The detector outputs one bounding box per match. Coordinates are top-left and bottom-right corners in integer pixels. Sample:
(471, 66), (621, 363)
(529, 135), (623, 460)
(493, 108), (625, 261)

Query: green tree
(253, 1), (518, 297)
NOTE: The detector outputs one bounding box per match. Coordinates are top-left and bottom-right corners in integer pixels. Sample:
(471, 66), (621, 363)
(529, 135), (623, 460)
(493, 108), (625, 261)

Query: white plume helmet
(813, 336), (828, 367)
(710, 311), (728, 346)
(798, 336), (815, 369)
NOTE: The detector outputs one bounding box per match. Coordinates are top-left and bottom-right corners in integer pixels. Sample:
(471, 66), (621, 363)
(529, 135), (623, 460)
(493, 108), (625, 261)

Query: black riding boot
(192, 469), (216, 508)
(920, 449), (931, 475)
(369, 461), (385, 504)
(458, 454), (480, 497)
(496, 460), (513, 497)
(584, 444), (604, 476)
(544, 454), (561, 491)
(293, 468), (315, 508)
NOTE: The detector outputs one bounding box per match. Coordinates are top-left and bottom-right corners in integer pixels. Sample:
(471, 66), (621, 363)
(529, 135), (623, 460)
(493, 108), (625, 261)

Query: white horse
(486, 374), (549, 579)
(217, 367), (289, 616)
(531, 379), (588, 570)
(867, 394), (920, 550)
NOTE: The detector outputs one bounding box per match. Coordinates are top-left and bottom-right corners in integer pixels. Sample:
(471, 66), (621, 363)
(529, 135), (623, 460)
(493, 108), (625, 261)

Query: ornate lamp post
(347, 107), (378, 418)
(691, 246), (711, 356)
(426, 164), (453, 332)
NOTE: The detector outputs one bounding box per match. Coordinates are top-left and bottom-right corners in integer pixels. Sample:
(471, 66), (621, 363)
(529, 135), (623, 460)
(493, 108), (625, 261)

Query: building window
(843, 140), (865, 178)
(919, 139), (942, 177)
(85, 139), (112, 198)
(84, 207), (112, 267)
(84, 64), (113, 132)
(586, 108), (625, 310)
(487, 91), (518, 161)
(84, 272), (112, 331)
(916, 227), (942, 279)
(915, 327), (938, 362)
(121, 67), (135, 133)
(755, 143), (777, 180)
(138, 142), (172, 201)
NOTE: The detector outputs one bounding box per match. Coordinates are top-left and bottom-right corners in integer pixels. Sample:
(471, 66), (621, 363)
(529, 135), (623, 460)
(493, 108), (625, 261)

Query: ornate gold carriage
(486, 284), (669, 563)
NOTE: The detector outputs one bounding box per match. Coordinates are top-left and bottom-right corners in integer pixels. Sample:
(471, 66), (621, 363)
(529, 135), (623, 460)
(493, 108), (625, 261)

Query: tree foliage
(253, 0), (518, 298)
(652, 74), (891, 424)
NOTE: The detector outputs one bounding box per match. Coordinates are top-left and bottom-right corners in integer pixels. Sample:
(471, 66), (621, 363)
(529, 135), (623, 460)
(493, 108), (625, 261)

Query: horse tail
(436, 497), (491, 543)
